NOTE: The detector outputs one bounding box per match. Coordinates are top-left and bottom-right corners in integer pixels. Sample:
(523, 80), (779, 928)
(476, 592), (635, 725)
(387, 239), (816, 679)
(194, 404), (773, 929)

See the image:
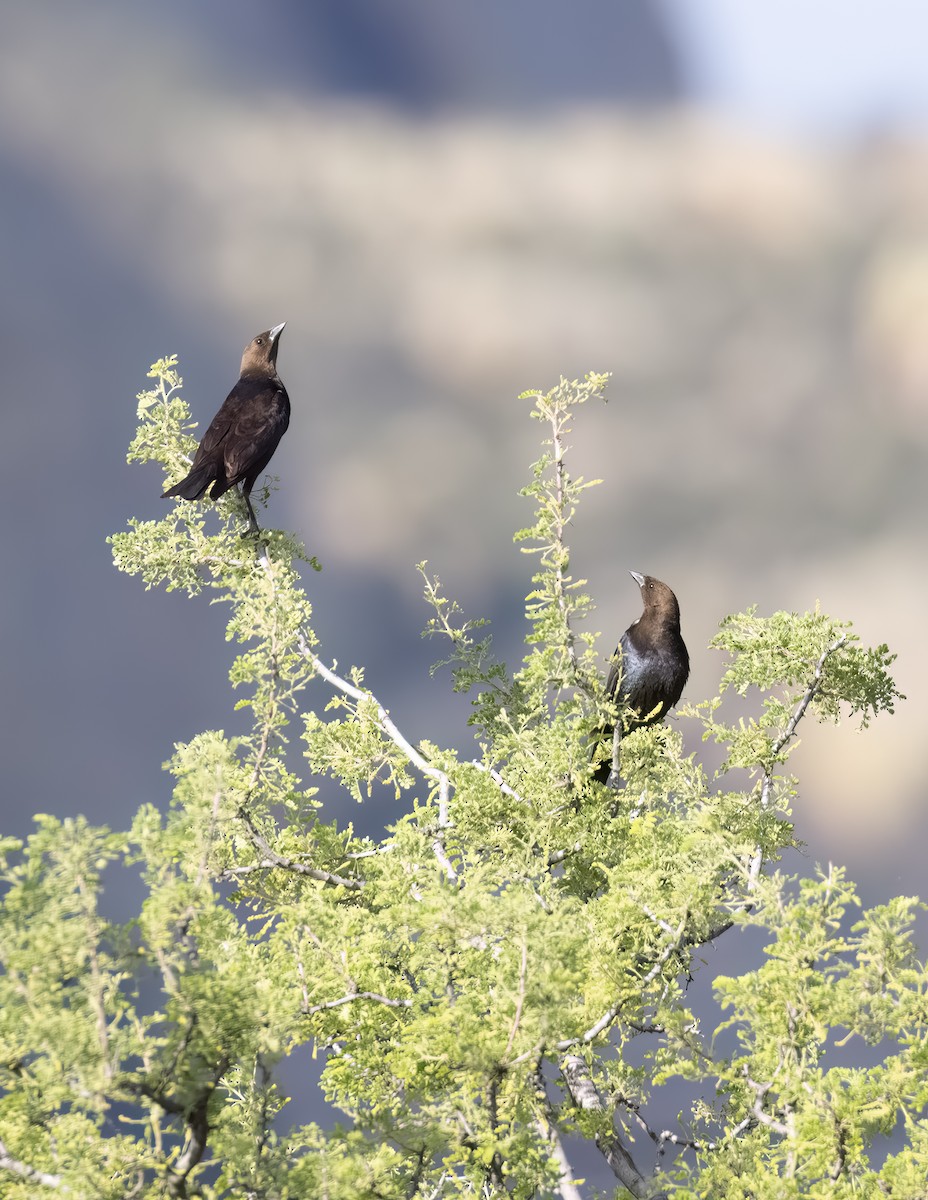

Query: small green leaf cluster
(687, 608), (904, 836)
(713, 606), (902, 726)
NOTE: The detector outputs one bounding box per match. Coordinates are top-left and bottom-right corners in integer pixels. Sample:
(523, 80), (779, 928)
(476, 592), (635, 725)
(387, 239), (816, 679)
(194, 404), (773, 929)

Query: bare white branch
(532, 1101), (583, 1200)
(423, 1171), (451, 1200)
(302, 990), (414, 1017)
(297, 633), (459, 881)
(505, 997), (626, 1064)
(300, 636), (448, 801)
(345, 843), (395, 860)
(640, 910), (688, 988)
(555, 1001), (623, 1052)
(259, 546), (455, 837)
(561, 1056), (667, 1200)
(469, 761), (528, 806)
(545, 1128), (584, 1200)
(429, 835), (459, 884)
(743, 1066), (790, 1138)
(218, 858), (362, 888)
(640, 903), (676, 936)
(0, 1139), (67, 1191)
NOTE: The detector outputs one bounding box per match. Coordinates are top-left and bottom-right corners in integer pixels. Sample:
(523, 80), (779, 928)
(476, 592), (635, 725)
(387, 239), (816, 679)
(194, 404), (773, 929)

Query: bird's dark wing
(164, 392), (242, 500)
(192, 397), (238, 464)
(619, 625), (688, 727)
(221, 381), (290, 490)
(161, 401), (236, 500)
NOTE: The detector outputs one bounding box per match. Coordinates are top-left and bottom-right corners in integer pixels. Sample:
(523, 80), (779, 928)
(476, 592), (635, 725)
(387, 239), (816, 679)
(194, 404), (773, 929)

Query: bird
(162, 322), (289, 534)
(594, 571), (689, 786)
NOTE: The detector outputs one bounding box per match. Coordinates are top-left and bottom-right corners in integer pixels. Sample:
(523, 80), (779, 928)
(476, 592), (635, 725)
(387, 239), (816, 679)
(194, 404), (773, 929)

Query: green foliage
(0, 360), (917, 1198)
(671, 868), (928, 1199)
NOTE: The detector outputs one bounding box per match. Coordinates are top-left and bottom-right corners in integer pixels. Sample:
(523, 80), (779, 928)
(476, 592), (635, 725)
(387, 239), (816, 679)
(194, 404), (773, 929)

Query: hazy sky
(670, 0), (928, 134)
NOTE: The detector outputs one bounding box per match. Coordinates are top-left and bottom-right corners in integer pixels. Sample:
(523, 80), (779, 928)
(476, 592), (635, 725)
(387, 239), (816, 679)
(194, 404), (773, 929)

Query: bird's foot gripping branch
(0, 358), (913, 1199)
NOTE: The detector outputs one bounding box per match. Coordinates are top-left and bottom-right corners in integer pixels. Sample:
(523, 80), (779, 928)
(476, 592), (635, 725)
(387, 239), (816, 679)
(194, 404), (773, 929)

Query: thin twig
(404, 1146), (428, 1200)
(252, 1057), (273, 1164)
(624, 1098), (717, 1155)
(230, 805), (363, 890)
(295, 950), (310, 1013)
(546, 843), (580, 867)
(125, 1080), (187, 1116)
(428, 834), (459, 884)
(549, 403), (580, 677)
(746, 635), (848, 895)
(423, 1173), (450, 1200)
(509, 998), (627, 1067)
(801, 1081), (846, 1181)
(258, 547), (455, 883)
(345, 843), (395, 860)
(523, 913), (688, 1066)
(759, 634), (847, 812)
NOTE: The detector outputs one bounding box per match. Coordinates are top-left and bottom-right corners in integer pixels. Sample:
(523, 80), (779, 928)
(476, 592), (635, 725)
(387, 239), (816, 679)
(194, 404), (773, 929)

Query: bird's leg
(607, 723), (623, 790)
(241, 488), (261, 536)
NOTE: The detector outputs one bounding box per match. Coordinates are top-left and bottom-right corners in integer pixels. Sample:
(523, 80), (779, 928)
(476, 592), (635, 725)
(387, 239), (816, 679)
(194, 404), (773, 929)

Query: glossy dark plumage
(162, 322), (289, 533)
(594, 571), (689, 785)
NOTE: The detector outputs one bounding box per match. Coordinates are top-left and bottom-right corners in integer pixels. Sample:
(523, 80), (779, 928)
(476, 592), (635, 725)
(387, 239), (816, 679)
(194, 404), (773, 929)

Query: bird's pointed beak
(629, 570), (645, 588)
(269, 322), (286, 342)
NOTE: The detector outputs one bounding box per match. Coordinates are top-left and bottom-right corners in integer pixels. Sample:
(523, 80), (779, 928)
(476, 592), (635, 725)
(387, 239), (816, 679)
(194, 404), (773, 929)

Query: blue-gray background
(3, 1), (927, 1188)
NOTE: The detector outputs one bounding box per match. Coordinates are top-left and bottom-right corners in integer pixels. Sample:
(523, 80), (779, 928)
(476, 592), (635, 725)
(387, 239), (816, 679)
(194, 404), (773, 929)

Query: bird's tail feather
(162, 464), (214, 501)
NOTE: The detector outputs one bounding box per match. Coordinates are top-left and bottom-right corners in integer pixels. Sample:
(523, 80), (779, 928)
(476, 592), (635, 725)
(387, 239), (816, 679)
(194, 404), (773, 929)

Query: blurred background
(2, 0), (927, 1178)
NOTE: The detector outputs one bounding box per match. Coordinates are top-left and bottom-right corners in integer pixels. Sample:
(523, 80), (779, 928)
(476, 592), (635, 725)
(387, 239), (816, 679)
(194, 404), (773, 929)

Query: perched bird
(594, 571), (689, 785)
(162, 322), (289, 533)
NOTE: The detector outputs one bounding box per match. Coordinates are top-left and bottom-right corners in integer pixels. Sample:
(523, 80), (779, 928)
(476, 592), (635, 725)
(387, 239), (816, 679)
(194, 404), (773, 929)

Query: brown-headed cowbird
(594, 571), (689, 785)
(162, 322), (289, 533)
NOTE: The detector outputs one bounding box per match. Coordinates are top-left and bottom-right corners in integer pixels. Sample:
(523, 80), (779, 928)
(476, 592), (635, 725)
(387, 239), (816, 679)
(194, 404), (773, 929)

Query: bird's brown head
(240, 321), (286, 377)
(630, 570), (681, 626)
